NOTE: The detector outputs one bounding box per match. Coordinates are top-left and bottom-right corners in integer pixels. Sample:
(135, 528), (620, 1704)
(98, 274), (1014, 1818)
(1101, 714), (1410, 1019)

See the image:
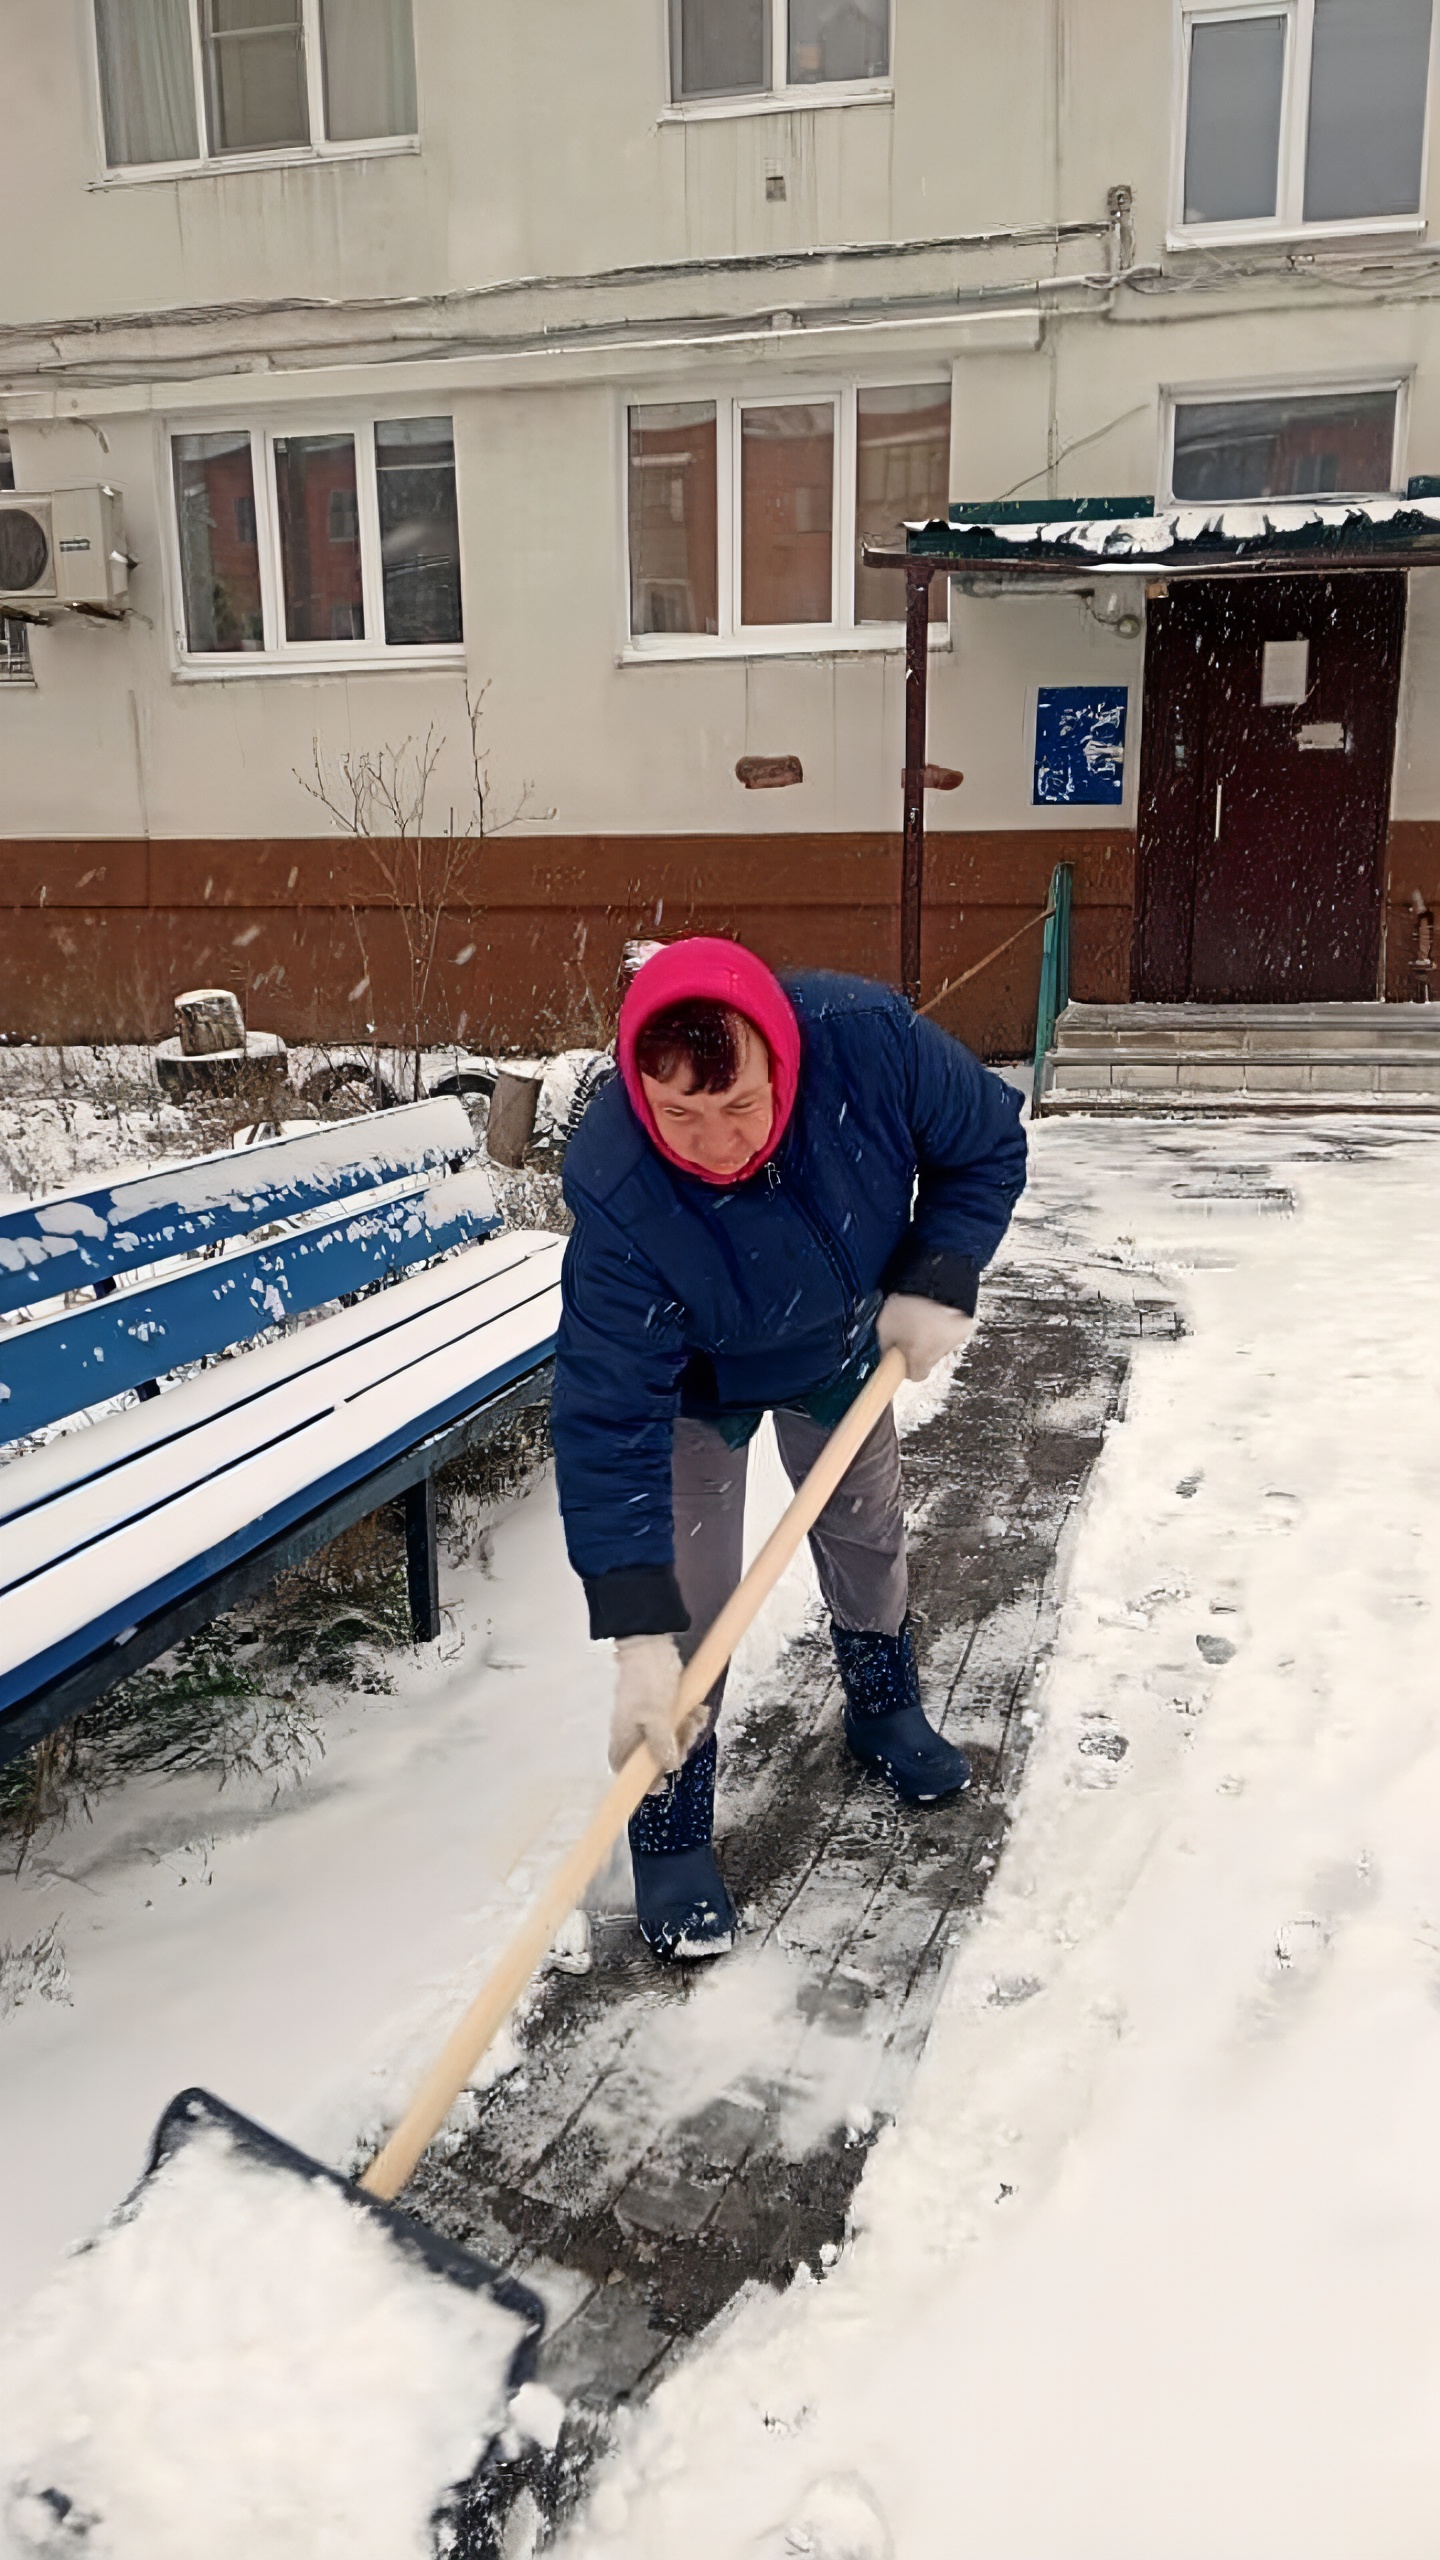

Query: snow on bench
(0, 1105), (563, 1765)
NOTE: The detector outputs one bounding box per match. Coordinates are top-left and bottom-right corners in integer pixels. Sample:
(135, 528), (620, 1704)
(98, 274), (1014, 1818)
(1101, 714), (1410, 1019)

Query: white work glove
(610, 1633), (708, 1784)
(877, 1291), (975, 1384)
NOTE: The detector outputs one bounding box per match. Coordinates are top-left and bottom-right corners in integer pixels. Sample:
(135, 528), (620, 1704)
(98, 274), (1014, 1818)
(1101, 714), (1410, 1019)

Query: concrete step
(1052, 1001), (1440, 1055)
(1038, 1001), (1440, 1114)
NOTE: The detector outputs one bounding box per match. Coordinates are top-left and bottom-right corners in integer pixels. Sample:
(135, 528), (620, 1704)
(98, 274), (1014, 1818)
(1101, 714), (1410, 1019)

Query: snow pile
(0, 2123), (526, 2560)
(0, 1464), (610, 2326)
(555, 1120), (1440, 2560)
(909, 492), (1440, 561)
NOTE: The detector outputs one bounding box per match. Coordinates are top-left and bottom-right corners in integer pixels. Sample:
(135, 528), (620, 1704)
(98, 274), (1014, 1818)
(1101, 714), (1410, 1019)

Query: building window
(740, 403), (835, 624)
(669, 0), (890, 103)
(626, 381), (950, 648)
(627, 406), (721, 636)
(1168, 386), (1401, 501)
(1178, 0), (1434, 233)
(170, 415), (461, 664)
(93, 0), (416, 171)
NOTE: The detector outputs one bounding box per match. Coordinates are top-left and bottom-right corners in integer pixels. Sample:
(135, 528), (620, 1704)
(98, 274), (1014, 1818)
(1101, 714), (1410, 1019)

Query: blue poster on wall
(1033, 685), (1128, 805)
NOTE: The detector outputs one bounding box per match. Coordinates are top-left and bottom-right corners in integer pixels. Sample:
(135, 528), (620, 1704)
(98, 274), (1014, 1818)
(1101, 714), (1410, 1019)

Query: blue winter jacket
(552, 971), (1026, 1638)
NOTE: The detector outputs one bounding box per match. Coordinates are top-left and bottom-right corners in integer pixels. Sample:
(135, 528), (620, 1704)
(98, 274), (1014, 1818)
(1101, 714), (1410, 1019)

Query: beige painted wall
(7, 2), (1138, 327)
(4, 2), (1440, 844)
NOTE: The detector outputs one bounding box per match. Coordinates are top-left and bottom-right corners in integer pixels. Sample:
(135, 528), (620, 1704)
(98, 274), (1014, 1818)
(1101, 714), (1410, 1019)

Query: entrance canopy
(872, 485), (1440, 585)
(863, 489), (1440, 1003)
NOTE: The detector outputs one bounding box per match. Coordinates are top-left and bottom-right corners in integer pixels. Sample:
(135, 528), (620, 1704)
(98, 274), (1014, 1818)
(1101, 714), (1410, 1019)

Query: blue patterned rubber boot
(628, 1734), (737, 1961)
(832, 1619), (972, 1804)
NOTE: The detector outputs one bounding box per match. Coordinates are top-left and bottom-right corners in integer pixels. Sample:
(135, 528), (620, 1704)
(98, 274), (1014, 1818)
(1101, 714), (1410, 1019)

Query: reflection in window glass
(173, 432), (265, 652)
(1171, 390), (1398, 501)
(1183, 13), (1286, 222)
(202, 0), (309, 154)
(94, 0), (200, 165)
(376, 418), (463, 644)
(741, 405), (834, 624)
(1304, 0), (1433, 221)
(854, 384), (950, 622)
(671, 0), (768, 97)
(788, 0), (888, 83)
(628, 406), (719, 637)
(320, 0), (417, 140)
(275, 433), (364, 640)
(1, 430), (35, 683)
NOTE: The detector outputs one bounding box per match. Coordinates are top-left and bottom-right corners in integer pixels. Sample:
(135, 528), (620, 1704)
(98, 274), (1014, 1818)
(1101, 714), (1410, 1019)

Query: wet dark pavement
(412, 1231), (1182, 2550)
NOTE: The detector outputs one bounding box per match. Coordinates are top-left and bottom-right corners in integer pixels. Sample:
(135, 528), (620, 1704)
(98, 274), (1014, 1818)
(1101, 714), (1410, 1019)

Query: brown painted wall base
(0, 831), (1135, 1058)
(2, 822), (1433, 1055)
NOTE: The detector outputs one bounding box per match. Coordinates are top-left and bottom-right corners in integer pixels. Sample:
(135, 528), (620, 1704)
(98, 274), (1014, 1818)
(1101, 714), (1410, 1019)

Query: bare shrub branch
(298, 686), (551, 1098)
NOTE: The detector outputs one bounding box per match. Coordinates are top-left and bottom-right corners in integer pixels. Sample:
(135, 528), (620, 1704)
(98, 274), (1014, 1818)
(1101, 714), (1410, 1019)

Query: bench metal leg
(403, 1477), (442, 1643)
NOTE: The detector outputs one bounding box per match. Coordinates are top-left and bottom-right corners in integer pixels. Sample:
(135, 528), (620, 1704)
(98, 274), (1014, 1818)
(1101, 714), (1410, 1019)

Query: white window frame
(621, 377), (952, 663)
(91, 0), (419, 188)
(1169, 0), (1435, 246)
(1157, 373), (1410, 505)
(165, 413), (466, 679)
(661, 0), (894, 121)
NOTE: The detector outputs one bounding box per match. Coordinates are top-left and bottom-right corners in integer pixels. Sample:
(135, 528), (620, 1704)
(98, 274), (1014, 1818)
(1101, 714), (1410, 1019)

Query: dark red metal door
(1134, 574), (1405, 1002)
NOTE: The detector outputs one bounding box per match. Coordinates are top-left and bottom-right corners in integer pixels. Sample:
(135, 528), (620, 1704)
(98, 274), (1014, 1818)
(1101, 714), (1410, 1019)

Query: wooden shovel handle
(360, 1346), (908, 2200)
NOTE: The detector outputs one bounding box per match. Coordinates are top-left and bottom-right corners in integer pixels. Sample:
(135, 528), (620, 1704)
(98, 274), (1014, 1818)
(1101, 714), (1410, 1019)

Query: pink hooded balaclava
(618, 937), (802, 1186)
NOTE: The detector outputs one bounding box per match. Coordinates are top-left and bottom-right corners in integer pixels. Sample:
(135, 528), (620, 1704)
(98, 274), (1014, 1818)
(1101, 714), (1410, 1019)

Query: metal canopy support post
(900, 564), (931, 1007)
(404, 1475), (442, 1643)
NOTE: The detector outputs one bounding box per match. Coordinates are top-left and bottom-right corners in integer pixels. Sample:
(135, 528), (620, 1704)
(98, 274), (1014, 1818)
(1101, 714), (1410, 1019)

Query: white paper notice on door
(1261, 638), (1310, 705)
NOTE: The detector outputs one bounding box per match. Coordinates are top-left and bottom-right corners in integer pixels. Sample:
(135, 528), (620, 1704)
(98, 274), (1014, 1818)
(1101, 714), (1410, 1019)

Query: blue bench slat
(0, 1169), (500, 1447)
(0, 1097), (474, 1318)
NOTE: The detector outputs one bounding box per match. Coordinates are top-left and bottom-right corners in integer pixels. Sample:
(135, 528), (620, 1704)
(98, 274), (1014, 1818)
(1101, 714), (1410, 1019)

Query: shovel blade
(5, 2087), (545, 2559)
(148, 2086), (543, 2354)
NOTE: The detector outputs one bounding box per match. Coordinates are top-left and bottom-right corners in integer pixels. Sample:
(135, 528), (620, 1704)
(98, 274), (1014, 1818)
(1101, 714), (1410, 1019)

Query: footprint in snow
(1195, 1632), (1236, 1665)
(759, 2472), (893, 2560)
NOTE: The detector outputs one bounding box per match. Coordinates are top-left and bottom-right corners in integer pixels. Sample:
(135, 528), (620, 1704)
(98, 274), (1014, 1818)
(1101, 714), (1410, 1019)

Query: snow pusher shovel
(4, 1348), (905, 2555)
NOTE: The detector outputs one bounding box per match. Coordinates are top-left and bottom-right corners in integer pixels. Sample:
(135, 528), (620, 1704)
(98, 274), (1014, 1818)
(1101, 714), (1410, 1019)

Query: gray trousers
(672, 1406), (908, 1744)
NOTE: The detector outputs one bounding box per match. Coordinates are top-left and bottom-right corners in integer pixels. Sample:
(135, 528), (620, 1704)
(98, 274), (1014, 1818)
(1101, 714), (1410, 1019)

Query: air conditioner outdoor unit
(0, 486), (129, 613)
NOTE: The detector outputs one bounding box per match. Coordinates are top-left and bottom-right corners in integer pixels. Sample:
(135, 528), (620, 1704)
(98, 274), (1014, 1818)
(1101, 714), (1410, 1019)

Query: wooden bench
(0, 1100), (563, 1768)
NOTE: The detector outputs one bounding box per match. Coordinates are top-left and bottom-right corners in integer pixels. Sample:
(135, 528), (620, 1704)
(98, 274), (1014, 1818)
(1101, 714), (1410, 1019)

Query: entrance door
(1134, 574), (1406, 1002)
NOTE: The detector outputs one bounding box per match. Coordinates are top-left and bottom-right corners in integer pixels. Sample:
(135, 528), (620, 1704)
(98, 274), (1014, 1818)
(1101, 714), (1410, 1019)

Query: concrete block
(1240, 1063), (1308, 1092)
(1110, 1062), (1180, 1090)
(1051, 1063), (1113, 1092)
(1181, 1062), (1247, 1091)
(1378, 1061), (1440, 1092)
(1312, 1063), (1379, 1094)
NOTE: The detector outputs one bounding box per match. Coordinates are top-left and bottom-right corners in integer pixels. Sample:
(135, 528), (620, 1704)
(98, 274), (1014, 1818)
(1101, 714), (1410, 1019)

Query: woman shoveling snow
(552, 938), (1027, 1960)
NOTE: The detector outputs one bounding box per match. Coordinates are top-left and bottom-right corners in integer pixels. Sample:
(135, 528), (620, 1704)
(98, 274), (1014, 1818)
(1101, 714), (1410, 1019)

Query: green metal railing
(1030, 862), (1073, 1116)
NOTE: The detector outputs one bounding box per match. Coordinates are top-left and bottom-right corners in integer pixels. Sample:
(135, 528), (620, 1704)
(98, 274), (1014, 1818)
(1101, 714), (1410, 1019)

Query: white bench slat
(0, 1234), (563, 1593)
(0, 1226), (549, 1531)
(0, 1256), (563, 1689)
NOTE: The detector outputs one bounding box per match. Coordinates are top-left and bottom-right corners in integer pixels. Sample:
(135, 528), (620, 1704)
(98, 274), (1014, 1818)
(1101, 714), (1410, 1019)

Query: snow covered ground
(549, 1115), (1440, 2560)
(2, 1109), (1438, 2559)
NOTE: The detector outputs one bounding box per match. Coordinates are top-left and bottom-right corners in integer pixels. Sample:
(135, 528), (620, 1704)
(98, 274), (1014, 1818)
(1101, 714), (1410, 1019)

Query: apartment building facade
(2, 0), (1438, 1051)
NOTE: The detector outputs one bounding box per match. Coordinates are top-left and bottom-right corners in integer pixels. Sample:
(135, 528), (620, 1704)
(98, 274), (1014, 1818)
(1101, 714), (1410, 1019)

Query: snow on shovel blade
(1, 2088), (545, 2560)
